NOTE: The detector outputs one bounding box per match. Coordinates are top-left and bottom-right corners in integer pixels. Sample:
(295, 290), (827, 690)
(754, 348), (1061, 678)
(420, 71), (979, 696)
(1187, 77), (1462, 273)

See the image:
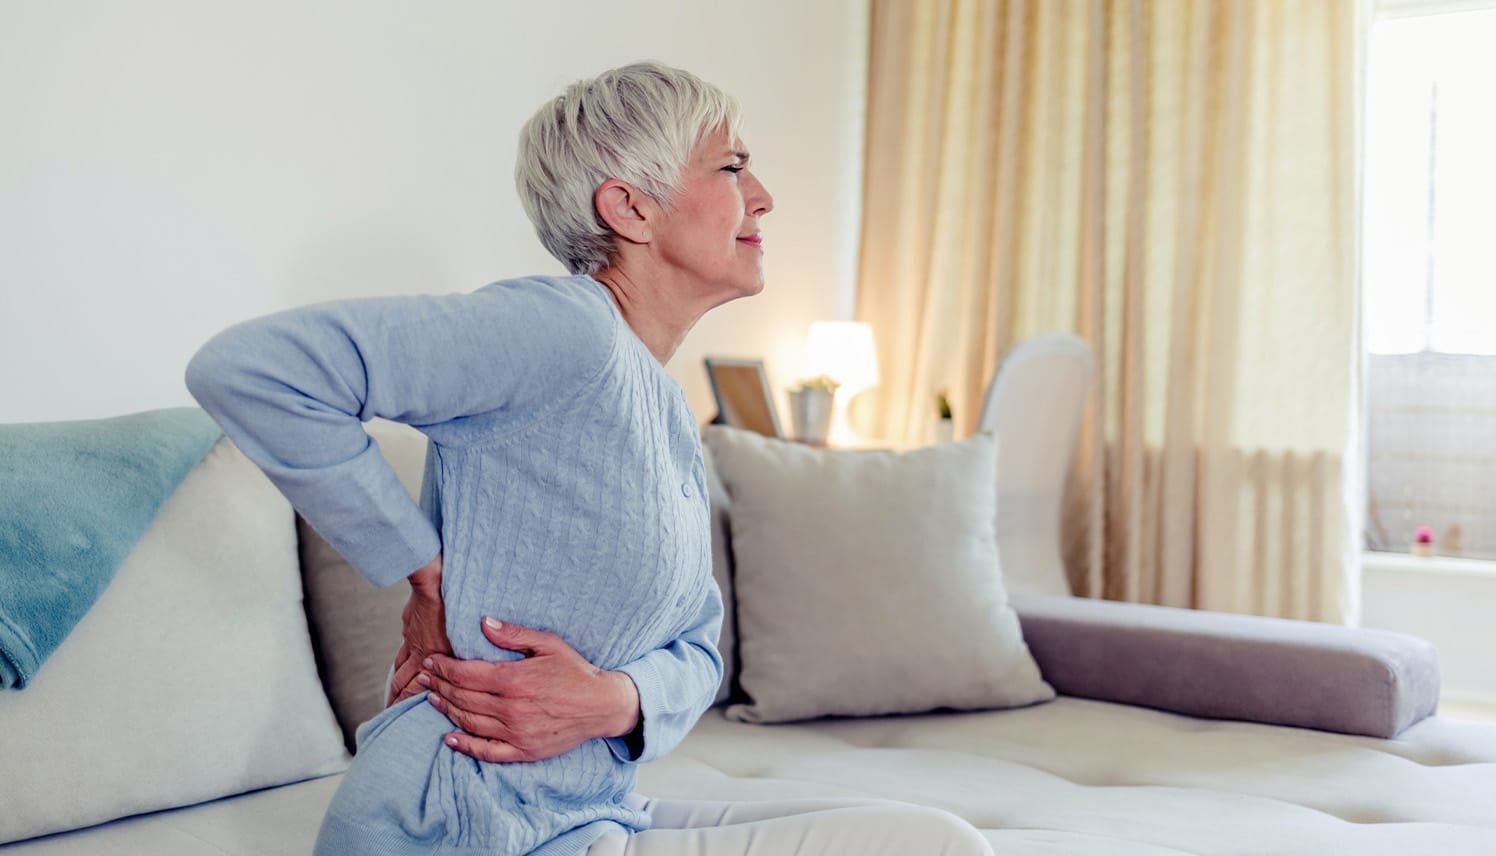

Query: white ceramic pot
(788, 387), (834, 445)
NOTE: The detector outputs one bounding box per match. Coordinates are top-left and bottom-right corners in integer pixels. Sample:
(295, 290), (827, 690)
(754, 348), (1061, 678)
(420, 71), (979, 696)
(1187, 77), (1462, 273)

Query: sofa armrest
(1011, 594), (1441, 738)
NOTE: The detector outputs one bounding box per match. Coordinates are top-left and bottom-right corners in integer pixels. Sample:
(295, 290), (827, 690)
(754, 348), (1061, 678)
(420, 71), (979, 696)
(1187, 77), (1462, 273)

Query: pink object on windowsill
(1412, 526), (1435, 557)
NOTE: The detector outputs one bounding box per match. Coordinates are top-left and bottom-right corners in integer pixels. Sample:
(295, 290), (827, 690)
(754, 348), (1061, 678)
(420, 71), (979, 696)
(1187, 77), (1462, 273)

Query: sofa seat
(9, 696), (1496, 855)
(643, 701), (1496, 854)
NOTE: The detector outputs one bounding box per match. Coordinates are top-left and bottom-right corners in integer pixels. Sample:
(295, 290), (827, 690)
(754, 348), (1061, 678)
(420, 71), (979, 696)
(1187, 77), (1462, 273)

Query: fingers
(424, 653), (507, 691)
(390, 646), (422, 701)
(443, 732), (526, 764)
(387, 643), (412, 706)
(480, 617), (558, 657)
(422, 617), (573, 692)
(388, 679), (424, 706)
(420, 671), (497, 714)
(427, 692), (508, 741)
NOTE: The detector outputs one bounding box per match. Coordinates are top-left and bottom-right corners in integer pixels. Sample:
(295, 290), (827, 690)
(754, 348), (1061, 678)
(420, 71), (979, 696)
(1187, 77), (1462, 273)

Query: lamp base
(826, 396), (868, 448)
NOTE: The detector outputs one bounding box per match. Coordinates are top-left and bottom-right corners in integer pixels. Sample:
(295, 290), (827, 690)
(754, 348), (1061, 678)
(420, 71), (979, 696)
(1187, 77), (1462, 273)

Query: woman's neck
(589, 265), (708, 366)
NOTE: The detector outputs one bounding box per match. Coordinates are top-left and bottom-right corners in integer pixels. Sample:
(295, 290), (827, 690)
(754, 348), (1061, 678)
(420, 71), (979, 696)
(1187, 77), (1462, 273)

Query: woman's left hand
(418, 616), (640, 763)
(387, 552), (451, 707)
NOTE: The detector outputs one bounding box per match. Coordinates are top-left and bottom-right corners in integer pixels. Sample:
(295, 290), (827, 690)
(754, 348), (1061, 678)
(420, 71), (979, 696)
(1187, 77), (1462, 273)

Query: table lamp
(802, 321), (880, 447)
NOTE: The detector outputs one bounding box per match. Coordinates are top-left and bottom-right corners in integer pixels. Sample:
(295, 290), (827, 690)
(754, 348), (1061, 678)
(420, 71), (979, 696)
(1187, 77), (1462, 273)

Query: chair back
(975, 334), (1094, 597)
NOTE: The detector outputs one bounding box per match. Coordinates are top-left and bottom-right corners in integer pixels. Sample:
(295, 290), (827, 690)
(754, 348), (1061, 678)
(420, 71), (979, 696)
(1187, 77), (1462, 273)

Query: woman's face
(651, 125), (774, 299)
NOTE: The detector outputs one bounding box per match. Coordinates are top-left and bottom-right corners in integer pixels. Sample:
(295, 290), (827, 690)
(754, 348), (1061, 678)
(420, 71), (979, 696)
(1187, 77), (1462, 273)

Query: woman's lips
(737, 235), (763, 249)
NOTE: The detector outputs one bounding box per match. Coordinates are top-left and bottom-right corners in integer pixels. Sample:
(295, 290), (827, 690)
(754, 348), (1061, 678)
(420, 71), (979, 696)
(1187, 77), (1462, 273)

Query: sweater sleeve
(183, 278), (615, 589)
(604, 579), (726, 765)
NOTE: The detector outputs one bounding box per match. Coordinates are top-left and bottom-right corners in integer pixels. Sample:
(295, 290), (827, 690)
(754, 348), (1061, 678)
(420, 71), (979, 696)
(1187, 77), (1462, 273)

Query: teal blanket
(0, 407), (223, 689)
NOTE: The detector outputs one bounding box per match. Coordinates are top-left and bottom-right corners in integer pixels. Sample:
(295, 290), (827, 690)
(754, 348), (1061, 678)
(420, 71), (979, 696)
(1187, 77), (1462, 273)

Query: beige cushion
(298, 419), (428, 750)
(0, 438), (349, 845)
(701, 425), (1054, 724)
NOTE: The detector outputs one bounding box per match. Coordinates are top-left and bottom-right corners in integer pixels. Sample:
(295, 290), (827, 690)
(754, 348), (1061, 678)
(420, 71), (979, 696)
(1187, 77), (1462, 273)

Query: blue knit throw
(0, 406), (222, 688)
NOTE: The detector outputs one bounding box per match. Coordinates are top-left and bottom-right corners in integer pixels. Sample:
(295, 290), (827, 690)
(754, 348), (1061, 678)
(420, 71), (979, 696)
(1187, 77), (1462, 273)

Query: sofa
(4, 339), (1496, 855)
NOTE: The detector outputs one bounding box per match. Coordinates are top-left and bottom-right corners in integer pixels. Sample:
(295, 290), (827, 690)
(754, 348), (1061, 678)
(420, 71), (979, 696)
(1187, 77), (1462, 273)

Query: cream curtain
(854, 0), (1363, 622)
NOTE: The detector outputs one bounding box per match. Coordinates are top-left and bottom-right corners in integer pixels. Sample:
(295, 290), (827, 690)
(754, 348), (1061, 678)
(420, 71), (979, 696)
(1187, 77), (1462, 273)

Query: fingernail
(422, 658), (433, 669)
(417, 673), (430, 687)
(428, 693), (443, 708)
(445, 735), (459, 747)
(484, 616), (503, 630)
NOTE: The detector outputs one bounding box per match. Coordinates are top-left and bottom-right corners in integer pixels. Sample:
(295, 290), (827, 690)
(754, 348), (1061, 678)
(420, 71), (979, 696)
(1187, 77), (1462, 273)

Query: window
(1362, 6), (1496, 561)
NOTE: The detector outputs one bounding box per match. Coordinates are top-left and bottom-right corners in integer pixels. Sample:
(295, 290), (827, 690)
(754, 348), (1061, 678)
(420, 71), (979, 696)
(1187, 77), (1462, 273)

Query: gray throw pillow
(702, 443), (741, 707)
(298, 419), (426, 751)
(702, 425), (1055, 724)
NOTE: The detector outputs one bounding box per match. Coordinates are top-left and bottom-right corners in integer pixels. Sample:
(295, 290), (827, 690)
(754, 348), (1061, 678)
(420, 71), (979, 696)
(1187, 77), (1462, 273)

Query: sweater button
(680, 481), (693, 498)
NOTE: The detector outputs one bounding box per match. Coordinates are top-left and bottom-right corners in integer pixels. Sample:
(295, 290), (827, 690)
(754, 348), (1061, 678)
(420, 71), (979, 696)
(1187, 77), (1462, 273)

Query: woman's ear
(595, 179), (653, 245)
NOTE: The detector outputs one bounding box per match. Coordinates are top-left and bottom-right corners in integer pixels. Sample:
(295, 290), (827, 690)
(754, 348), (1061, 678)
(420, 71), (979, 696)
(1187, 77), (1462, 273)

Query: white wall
(0, 1), (868, 425)
(1360, 553), (1496, 702)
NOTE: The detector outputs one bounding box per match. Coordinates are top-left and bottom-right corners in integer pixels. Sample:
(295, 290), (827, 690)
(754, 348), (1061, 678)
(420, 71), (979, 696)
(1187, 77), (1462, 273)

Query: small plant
(935, 389), (953, 420)
(797, 374), (841, 394)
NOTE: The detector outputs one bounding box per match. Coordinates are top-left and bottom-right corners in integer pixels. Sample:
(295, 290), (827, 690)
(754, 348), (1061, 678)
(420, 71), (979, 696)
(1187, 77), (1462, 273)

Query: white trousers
(583, 793), (995, 856)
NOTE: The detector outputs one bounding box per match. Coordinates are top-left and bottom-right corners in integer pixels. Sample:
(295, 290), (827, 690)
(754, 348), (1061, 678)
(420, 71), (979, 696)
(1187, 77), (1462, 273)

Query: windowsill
(1363, 550), (1496, 579)
(1441, 689), (1496, 725)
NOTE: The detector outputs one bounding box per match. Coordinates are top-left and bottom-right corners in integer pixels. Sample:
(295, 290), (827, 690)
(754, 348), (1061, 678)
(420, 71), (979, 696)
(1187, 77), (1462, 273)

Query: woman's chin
(736, 277), (766, 299)
(706, 278), (764, 309)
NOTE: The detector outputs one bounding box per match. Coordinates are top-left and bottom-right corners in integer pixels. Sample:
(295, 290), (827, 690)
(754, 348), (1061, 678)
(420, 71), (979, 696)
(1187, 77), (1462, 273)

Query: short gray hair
(516, 61), (744, 275)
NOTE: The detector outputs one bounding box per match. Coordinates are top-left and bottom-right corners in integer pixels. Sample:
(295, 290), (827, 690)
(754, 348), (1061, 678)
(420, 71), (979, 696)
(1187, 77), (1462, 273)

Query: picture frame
(703, 357), (783, 439)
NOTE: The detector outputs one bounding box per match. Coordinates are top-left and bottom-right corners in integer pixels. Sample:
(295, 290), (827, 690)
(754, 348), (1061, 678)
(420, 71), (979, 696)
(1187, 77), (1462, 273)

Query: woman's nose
(746, 171), (774, 216)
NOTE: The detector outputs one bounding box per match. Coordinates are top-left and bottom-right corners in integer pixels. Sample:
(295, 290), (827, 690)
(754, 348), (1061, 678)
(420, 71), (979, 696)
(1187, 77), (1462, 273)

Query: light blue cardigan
(184, 274), (723, 856)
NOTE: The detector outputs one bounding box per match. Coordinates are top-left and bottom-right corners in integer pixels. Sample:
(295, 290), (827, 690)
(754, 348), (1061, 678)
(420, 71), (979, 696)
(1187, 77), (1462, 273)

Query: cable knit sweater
(183, 274), (723, 856)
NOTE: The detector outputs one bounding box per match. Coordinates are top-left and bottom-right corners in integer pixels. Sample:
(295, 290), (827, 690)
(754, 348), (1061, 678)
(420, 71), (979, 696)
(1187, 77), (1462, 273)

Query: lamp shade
(803, 321), (880, 396)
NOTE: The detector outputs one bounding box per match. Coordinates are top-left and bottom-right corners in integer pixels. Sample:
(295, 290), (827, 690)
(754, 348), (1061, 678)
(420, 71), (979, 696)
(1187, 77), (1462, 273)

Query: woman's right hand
(387, 550), (452, 706)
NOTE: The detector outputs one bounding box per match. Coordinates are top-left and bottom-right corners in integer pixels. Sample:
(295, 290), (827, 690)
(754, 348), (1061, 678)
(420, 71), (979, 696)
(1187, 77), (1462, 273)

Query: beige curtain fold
(855, 0), (1361, 622)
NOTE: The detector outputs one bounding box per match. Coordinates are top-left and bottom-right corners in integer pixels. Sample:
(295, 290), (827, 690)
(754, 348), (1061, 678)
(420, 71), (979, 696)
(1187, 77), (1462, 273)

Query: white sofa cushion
(702, 425), (1054, 724)
(0, 774), (344, 855)
(0, 437), (349, 845)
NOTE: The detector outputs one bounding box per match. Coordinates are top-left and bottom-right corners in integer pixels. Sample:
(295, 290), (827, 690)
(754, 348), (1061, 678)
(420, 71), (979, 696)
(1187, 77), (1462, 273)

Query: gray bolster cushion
(1011, 594), (1441, 738)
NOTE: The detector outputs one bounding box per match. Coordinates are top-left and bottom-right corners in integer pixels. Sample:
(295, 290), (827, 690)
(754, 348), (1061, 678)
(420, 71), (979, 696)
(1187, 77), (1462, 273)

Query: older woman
(186, 62), (992, 856)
